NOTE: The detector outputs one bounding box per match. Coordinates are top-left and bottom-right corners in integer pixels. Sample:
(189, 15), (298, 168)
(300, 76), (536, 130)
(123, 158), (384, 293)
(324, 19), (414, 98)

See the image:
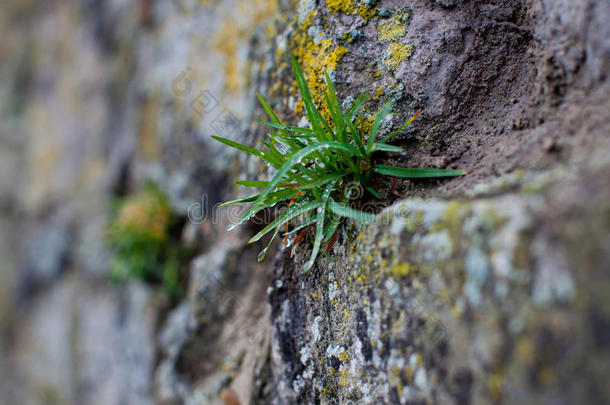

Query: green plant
(213, 56), (463, 271)
(106, 183), (185, 297)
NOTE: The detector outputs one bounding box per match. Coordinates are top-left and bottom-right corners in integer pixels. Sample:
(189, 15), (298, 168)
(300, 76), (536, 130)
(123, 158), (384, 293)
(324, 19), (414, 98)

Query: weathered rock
(269, 165), (610, 404)
(154, 243), (273, 404)
(1, 0), (608, 404)
(261, 0), (610, 404)
(12, 278), (158, 405)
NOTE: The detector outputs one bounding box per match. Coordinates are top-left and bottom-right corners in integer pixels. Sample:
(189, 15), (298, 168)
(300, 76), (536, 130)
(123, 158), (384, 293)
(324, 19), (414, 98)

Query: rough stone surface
(269, 167), (610, 404)
(0, 0), (608, 404)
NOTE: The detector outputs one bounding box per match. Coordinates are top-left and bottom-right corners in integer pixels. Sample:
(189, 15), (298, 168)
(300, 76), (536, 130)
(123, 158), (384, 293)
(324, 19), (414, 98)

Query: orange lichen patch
(220, 387), (242, 405)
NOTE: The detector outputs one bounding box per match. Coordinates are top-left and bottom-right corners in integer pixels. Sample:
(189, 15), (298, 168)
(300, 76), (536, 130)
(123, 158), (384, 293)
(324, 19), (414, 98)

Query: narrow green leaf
(291, 56), (326, 141)
(366, 101), (394, 153)
(346, 117), (365, 154)
(374, 165), (464, 178)
(371, 143), (404, 153)
(324, 72), (342, 120)
(304, 180), (336, 272)
(228, 141), (363, 231)
(380, 110), (421, 144)
(295, 169), (349, 190)
(346, 93), (369, 121)
(365, 185), (380, 199)
(236, 180), (269, 187)
(212, 135), (262, 158)
(259, 139), (287, 166)
(323, 215), (341, 242)
(257, 93), (282, 126)
(257, 226), (280, 262)
(256, 119), (315, 135)
(323, 91), (340, 138)
(219, 187), (298, 208)
(315, 98), (336, 137)
(249, 201), (322, 243)
(218, 194), (260, 207)
(282, 216), (317, 236)
(328, 200), (376, 223)
(257, 93), (304, 153)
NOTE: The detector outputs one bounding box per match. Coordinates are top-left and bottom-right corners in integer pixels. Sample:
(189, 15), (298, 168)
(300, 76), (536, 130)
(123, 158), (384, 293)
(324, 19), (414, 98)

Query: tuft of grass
(213, 56), (463, 271)
(106, 182), (187, 297)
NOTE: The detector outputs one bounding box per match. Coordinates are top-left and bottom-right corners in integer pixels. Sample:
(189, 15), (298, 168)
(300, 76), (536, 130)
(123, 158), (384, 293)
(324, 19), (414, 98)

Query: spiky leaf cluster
(213, 57), (463, 271)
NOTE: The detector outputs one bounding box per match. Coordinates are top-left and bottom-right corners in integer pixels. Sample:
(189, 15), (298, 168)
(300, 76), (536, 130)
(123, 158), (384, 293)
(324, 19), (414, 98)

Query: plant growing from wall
(213, 56), (463, 271)
(106, 183), (187, 297)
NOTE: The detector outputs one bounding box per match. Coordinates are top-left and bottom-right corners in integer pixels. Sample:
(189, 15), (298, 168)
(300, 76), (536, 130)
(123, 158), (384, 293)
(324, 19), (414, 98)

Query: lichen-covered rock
(268, 166), (610, 404)
(260, 0), (610, 404)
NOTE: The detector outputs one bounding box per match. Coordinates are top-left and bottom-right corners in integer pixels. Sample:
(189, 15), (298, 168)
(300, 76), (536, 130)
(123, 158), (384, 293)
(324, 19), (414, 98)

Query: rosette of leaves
(213, 57), (463, 271)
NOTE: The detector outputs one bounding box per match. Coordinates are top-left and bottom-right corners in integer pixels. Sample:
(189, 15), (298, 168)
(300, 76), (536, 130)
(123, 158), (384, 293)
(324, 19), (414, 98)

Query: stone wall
(0, 1), (608, 404)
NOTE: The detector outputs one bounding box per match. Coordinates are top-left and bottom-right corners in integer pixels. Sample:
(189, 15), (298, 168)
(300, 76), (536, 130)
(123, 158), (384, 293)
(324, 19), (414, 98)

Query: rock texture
(0, 0), (608, 404)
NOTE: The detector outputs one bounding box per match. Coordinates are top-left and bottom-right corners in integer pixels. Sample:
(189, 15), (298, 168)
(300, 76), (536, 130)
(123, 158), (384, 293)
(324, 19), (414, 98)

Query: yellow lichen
(214, 22), (240, 93)
(374, 86), (384, 100)
(343, 31), (354, 42)
(326, 0), (377, 20)
(213, 0), (279, 94)
(285, 11), (349, 122)
(488, 373), (504, 401)
(338, 350), (351, 362)
(377, 12), (408, 41)
(389, 262), (415, 277)
(358, 112), (377, 135)
(383, 42), (414, 70)
(337, 367), (351, 387)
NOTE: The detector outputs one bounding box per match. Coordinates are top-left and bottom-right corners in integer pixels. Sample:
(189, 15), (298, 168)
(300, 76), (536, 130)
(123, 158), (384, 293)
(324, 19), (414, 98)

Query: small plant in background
(107, 182), (186, 297)
(213, 56), (463, 271)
